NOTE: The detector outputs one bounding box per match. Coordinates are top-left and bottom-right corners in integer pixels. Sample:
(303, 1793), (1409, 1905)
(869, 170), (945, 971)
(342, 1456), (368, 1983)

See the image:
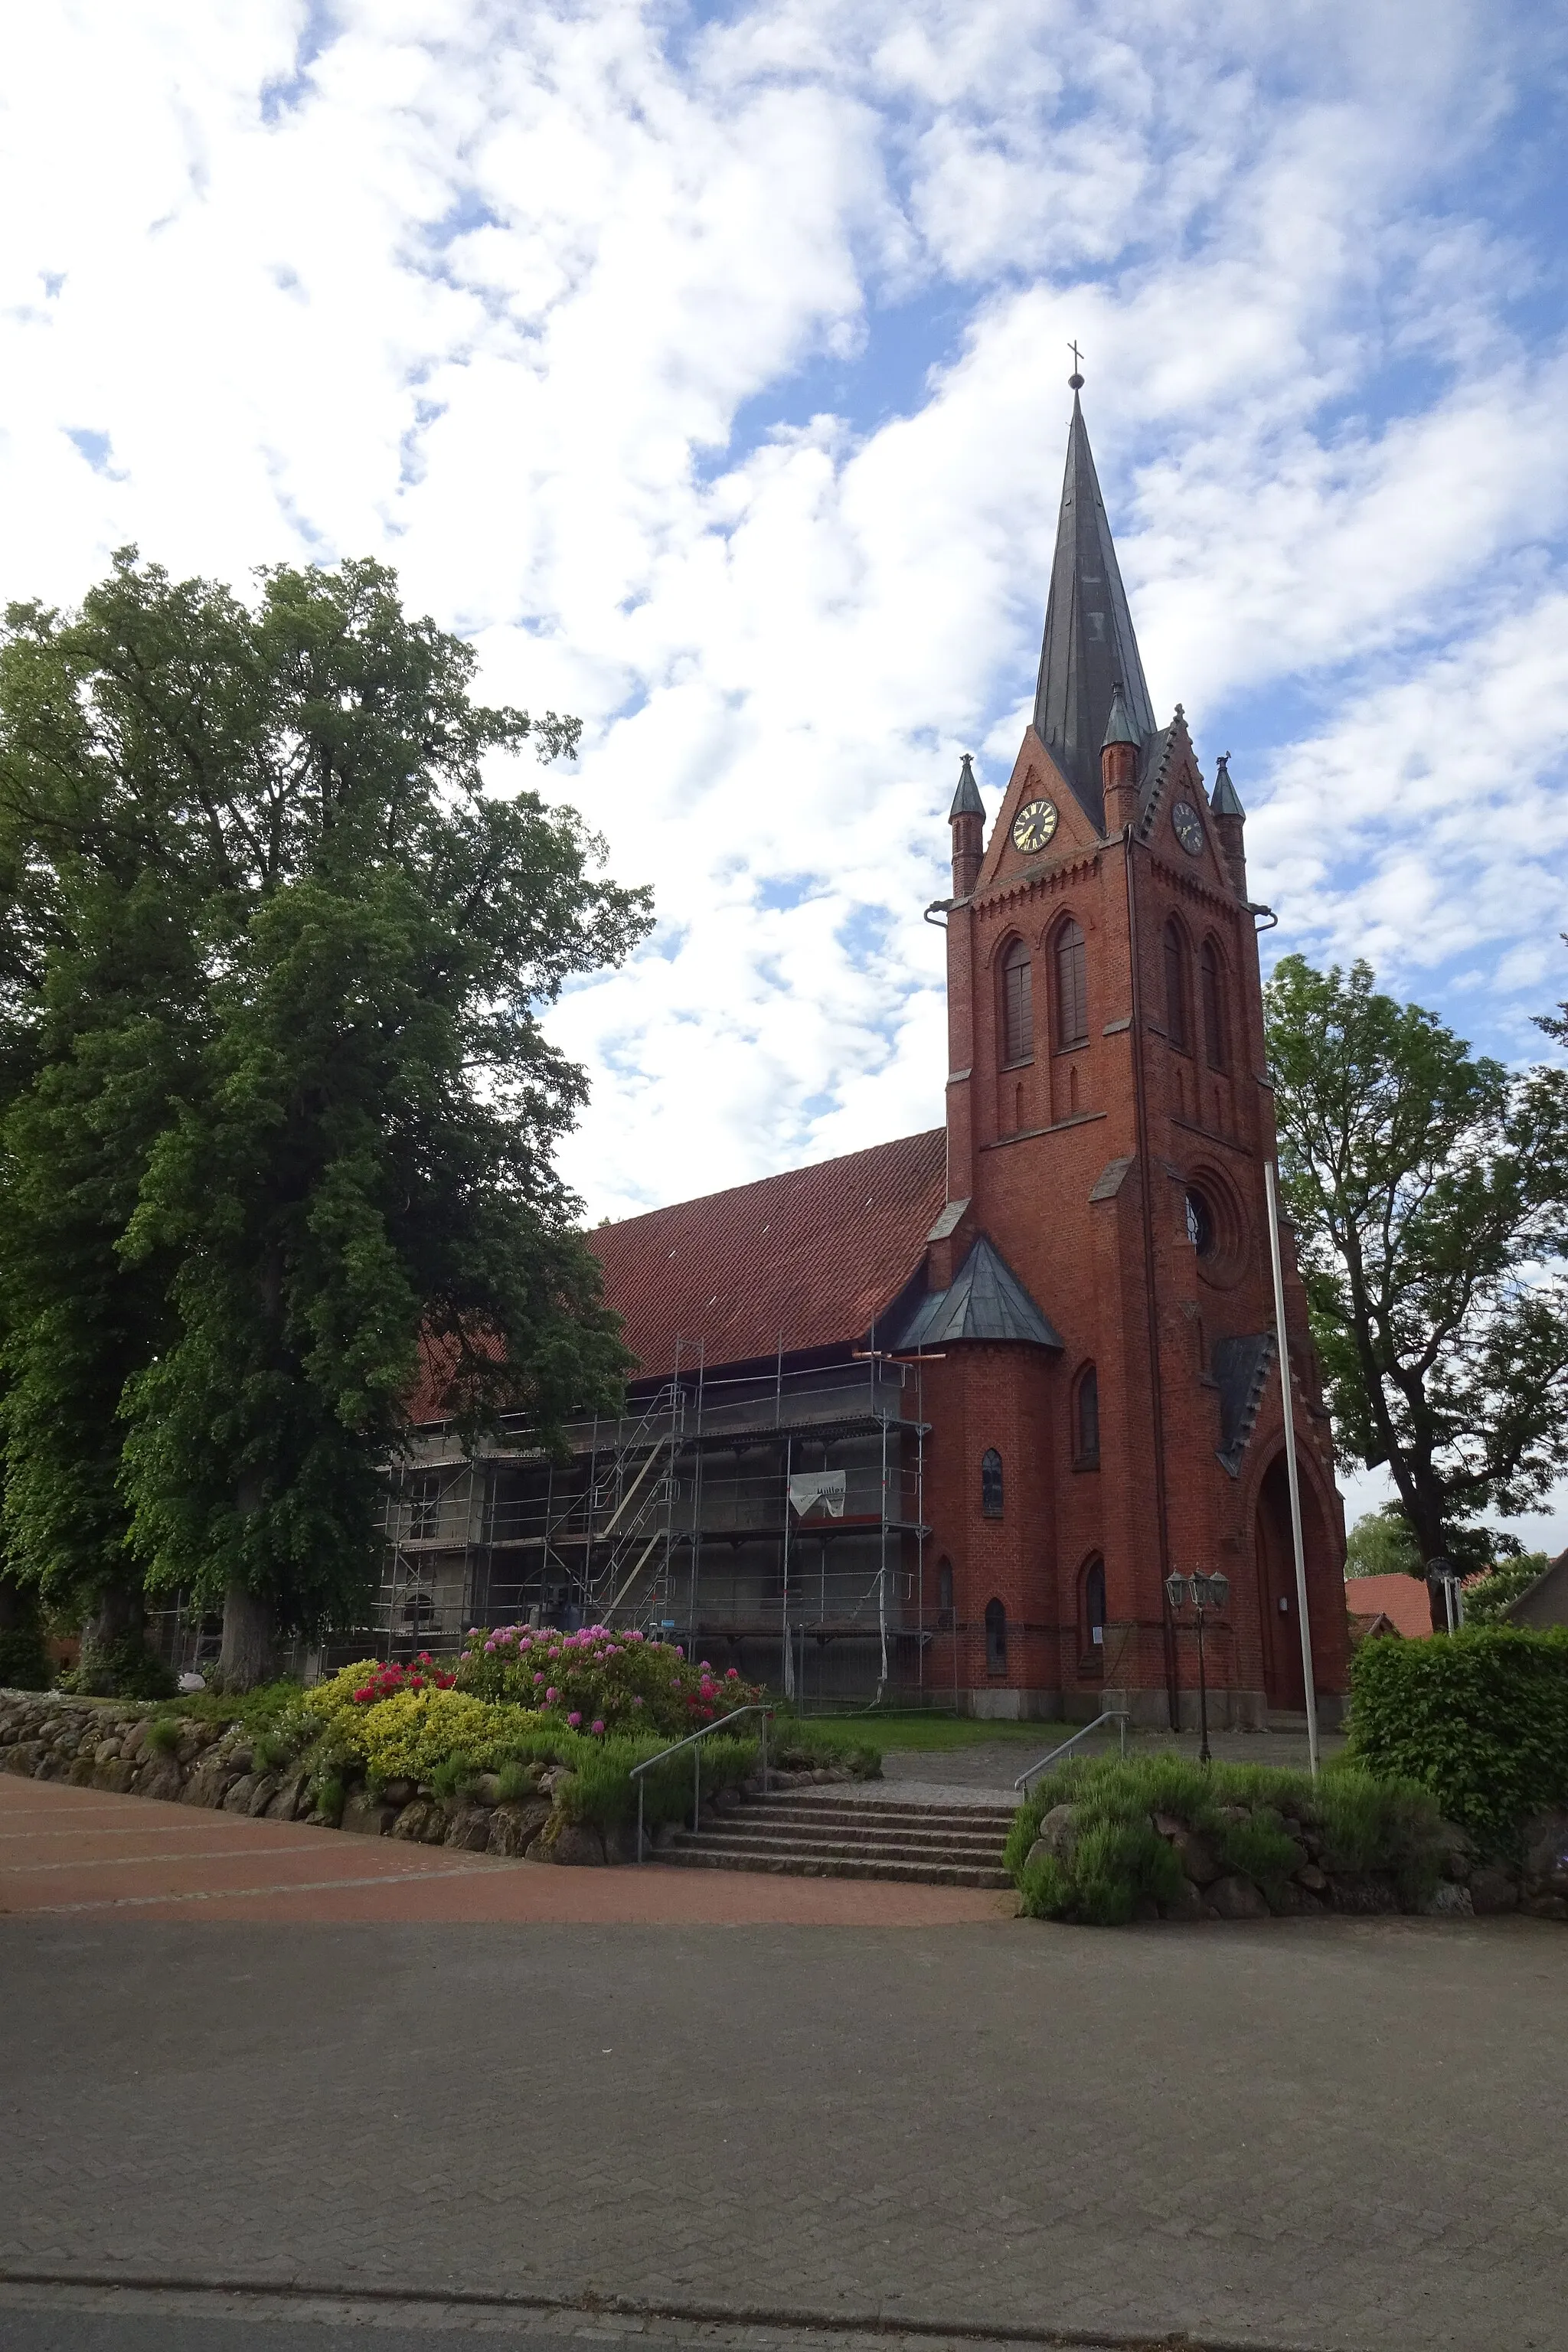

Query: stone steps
(656, 1792), (1018, 1888)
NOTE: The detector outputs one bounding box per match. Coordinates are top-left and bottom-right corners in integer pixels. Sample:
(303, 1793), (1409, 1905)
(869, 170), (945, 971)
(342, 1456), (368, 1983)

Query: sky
(5, 0), (1568, 1543)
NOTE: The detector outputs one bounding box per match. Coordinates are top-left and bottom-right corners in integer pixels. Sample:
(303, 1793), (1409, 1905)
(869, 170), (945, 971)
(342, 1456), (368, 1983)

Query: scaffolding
(352, 1348), (947, 1705)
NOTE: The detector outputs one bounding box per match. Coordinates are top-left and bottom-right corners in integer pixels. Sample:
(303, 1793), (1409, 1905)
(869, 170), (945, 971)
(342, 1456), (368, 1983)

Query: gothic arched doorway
(1254, 1454), (1312, 1711)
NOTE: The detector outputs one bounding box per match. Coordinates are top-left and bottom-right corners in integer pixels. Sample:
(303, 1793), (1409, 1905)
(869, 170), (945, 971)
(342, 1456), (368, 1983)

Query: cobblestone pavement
(0, 1779), (1004, 1926)
(2, 1886), (1564, 2352)
(0, 2282), (1182, 2350)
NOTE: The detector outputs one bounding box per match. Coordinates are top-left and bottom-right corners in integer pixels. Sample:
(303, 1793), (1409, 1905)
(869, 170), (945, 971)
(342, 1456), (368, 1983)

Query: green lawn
(798, 1710), (1074, 1752)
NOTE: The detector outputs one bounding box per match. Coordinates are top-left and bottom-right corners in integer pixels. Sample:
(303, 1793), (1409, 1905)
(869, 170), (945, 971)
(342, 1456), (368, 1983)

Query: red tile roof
(1343, 1574), (1432, 1639)
(588, 1129), (948, 1380)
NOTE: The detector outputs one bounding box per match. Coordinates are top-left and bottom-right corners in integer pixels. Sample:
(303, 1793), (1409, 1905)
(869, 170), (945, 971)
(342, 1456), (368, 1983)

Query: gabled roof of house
(891, 1234), (1063, 1351)
(587, 1129), (949, 1380)
(1342, 1573), (1432, 1640)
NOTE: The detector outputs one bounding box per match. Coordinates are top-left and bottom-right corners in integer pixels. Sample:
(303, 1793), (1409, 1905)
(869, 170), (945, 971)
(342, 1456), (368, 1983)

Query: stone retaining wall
(1023, 1794), (1568, 1921)
(0, 1687), (850, 1865)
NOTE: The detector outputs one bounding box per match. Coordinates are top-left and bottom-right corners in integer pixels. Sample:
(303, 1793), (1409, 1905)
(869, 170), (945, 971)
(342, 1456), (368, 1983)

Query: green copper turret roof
(1210, 753), (1245, 818)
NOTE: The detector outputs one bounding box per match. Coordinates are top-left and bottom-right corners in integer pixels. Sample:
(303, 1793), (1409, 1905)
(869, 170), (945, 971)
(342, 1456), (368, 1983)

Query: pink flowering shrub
(456, 1622), (763, 1738)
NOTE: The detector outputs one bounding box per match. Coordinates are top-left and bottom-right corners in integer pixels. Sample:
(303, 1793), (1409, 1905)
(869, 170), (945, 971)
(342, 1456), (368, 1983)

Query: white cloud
(2, 0), (1564, 1250)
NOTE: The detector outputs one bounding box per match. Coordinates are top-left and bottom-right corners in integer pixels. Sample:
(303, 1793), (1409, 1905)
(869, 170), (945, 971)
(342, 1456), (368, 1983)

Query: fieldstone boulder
(265, 1772), (311, 1821)
(1033, 1802), (1080, 1867)
(182, 1756), (236, 1808)
(222, 1773), (269, 1814)
(1154, 1816), (1221, 1886)
(391, 1799), (437, 1841)
(1160, 1873), (1207, 1922)
(135, 1756), (184, 1802)
(547, 1820), (606, 1867)
(487, 1799), (552, 1857)
(1468, 1864), (1519, 1916)
(341, 1791), (397, 1837)
(1207, 1874), (1269, 1921)
(1420, 1881), (1475, 1917)
(442, 1804), (493, 1852)
(469, 1773), (503, 1808)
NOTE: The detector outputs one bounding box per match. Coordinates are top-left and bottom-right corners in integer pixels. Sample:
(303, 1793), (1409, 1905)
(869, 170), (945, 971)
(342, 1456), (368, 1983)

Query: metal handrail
(629, 1703), (775, 1862)
(1013, 1709), (1129, 1793)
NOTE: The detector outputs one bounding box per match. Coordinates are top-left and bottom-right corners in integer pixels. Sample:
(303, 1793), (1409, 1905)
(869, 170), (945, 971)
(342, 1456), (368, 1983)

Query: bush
(1349, 1625), (1568, 1854)
(0, 1622), (51, 1691)
(60, 1634), (177, 1701)
(454, 1622), (763, 1739)
(1007, 1753), (1446, 1925)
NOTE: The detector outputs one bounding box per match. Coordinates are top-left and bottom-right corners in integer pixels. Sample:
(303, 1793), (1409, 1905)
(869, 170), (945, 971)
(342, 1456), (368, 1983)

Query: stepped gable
(589, 1129), (948, 1379)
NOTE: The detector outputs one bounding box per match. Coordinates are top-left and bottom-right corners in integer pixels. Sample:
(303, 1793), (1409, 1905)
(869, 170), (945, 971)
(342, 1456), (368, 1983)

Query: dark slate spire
(949, 751), (984, 819)
(1210, 752), (1245, 818)
(1033, 388), (1156, 829)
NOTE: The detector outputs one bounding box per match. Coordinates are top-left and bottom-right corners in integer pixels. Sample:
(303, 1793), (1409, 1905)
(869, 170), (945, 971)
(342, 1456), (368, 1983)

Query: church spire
(1032, 379), (1156, 831)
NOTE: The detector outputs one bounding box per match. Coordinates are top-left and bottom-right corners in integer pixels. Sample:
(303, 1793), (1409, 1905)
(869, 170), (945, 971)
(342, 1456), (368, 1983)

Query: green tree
(1462, 1553), (1551, 1625)
(1344, 1506), (1422, 1579)
(0, 551), (651, 1687)
(1264, 956), (1568, 1578)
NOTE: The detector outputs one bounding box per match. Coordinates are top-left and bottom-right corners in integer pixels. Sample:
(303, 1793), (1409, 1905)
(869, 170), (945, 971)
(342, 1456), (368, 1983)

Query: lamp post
(1165, 1569), (1230, 1768)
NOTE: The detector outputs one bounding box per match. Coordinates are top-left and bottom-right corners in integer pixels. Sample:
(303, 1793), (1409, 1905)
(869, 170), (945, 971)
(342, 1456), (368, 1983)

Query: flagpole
(1265, 1159), (1320, 1779)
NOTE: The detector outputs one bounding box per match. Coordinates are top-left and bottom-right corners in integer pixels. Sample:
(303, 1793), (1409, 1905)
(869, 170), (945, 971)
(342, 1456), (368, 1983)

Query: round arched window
(1184, 1188), (1215, 1256)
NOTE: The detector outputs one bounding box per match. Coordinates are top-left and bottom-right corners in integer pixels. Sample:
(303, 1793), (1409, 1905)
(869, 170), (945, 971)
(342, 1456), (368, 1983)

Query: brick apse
(375, 382), (1350, 1726)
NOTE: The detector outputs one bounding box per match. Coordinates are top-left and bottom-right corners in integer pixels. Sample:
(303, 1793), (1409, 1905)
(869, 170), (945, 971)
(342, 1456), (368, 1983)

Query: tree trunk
(81, 1579), (145, 1655)
(216, 1579), (276, 1692)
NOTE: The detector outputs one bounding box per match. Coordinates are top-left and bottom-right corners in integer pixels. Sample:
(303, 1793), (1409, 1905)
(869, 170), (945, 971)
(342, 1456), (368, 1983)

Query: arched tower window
(1074, 1364), (1100, 1467)
(985, 1596), (1008, 1674)
(1083, 1557), (1107, 1651)
(1200, 939), (1227, 1072)
(1164, 920), (1190, 1052)
(1054, 919), (1088, 1048)
(1001, 939), (1033, 1065)
(981, 1449), (1004, 1517)
(936, 1558), (954, 1628)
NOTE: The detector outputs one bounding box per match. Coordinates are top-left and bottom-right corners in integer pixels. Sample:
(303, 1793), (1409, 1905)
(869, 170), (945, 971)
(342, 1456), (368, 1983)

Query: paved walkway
(0, 1779), (1007, 1926)
(2, 1772), (1566, 2352)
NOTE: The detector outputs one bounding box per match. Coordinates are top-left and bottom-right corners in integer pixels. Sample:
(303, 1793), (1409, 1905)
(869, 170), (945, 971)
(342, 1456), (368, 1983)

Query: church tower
(917, 379), (1349, 1725)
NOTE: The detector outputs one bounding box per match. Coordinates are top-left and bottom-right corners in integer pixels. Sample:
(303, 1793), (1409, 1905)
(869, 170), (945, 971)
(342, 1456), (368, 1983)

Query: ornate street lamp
(1165, 1569), (1230, 1767)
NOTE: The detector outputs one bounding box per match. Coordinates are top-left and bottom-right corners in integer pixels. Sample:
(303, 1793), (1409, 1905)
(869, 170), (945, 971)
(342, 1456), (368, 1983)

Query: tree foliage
(0, 551), (652, 1684)
(1264, 954), (1568, 1566)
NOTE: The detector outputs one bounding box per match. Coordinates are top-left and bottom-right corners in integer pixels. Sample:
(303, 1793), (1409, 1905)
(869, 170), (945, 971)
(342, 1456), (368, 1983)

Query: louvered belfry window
(1164, 920), (1189, 1050)
(1001, 939), (1033, 1064)
(1200, 939), (1227, 1071)
(1056, 920), (1087, 1047)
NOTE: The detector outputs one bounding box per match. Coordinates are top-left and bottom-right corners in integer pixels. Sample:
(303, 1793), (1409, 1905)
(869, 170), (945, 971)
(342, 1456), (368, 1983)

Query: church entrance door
(1254, 1455), (1307, 1712)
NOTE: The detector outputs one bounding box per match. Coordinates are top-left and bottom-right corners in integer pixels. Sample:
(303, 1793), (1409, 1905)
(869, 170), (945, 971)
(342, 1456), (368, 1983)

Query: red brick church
(388, 384), (1350, 1726)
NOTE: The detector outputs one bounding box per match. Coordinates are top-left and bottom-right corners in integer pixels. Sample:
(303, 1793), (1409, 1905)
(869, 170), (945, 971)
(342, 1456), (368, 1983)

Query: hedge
(1348, 1626), (1568, 1855)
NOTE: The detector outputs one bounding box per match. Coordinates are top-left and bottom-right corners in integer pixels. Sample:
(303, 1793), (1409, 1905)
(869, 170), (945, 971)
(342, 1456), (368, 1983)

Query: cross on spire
(1068, 340), (1084, 390)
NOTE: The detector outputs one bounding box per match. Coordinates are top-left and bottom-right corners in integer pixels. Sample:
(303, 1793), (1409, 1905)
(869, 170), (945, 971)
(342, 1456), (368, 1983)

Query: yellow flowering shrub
(315, 1671), (547, 1782)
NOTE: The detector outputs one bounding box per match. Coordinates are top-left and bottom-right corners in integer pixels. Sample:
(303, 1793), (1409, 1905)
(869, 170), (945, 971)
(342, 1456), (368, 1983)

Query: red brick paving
(0, 1774), (1013, 1926)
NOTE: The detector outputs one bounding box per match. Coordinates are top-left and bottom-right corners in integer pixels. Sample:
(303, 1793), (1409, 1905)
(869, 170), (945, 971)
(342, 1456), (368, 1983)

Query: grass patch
(814, 1710), (1049, 1752)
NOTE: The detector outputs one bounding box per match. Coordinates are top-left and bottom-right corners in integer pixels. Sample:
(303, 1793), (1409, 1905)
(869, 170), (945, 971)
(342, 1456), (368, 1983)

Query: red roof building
(1344, 1574), (1432, 1641)
(586, 1130), (947, 1378)
(386, 383), (1350, 1727)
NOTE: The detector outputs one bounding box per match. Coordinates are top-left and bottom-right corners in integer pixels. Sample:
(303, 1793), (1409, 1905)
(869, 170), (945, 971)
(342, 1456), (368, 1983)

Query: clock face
(1011, 797), (1059, 854)
(1172, 799), (1204, 856)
